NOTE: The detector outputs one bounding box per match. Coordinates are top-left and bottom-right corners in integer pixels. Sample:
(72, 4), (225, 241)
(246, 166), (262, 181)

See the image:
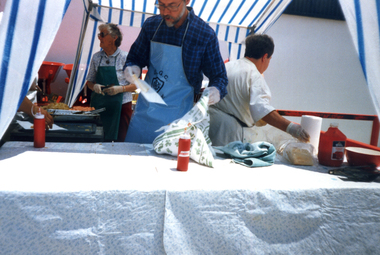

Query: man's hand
(103, 86), (124, 96)
(40, 108), (54, 130)
(94, 83), (105, 95)
(286, 122), (310, 143)
(123, 65), (141, 84)
(204, 86), (221, 105)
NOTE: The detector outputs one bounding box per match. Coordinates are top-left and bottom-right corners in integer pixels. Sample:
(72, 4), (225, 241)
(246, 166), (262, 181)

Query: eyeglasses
(98, 32), (110, 38)
(154, 1), (182, 12)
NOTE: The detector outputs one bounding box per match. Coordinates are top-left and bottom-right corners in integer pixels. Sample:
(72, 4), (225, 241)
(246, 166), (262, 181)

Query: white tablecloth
(0, 142), (379, 254)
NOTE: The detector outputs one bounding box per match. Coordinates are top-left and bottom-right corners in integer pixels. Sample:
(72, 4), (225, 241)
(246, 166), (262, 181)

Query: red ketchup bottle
(318, 123), (346, 167)
(177, 133), (191, 171)
(33, 108), (45, 148)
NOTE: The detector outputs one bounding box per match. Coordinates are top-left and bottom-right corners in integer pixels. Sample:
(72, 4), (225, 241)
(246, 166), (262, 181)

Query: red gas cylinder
(177, 133), (191, 171)
(318, 123), (346, 167)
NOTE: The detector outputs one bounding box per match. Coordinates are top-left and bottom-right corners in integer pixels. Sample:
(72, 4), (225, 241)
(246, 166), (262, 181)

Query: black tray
(47, 109), (100, 122)
(50, 123), (97, 134)
(19, 122), (97, 134)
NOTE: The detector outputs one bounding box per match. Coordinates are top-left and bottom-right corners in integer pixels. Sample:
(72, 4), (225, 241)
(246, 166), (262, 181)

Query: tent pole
(252, 0), (276, 33)
(64, 0), (93, 106)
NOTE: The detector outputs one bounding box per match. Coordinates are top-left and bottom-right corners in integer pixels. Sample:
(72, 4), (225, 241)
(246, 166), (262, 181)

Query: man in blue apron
(124, 0), (228, 144)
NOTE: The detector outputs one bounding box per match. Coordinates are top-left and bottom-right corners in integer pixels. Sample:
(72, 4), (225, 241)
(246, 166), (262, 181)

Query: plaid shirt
(125, 7), (228, 98)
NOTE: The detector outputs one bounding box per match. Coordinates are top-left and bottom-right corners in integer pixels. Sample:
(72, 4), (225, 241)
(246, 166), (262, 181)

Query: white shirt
(212, 58), (275, 127)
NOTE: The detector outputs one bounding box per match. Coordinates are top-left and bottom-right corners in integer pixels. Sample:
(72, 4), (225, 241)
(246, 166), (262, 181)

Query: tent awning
(89, 0), (292, 42)
(338, 0), (380, 118)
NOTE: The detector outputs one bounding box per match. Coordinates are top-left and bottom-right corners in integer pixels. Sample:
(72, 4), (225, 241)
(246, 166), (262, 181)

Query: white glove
(94, 83), (105, 95)
(204, 86), (221, 105)
(286, 122), (310, 143)
(124, 65), (141, 84)
(103, 86), (124, 96)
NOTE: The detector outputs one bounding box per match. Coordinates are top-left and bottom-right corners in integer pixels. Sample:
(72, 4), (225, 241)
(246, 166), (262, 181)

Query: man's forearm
(261, 110), (291, 132)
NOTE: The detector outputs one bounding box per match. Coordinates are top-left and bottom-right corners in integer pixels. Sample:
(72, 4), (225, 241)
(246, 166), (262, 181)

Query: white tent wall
(0, 0), (71, 142)
(1, 0), (378, 147)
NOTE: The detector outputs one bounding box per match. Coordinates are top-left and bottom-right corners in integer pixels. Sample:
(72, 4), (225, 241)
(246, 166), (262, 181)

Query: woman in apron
(86, 23), (136, 142)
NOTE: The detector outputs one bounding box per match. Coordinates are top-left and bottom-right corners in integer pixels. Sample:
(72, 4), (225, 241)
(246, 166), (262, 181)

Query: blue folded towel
(214, 141), (276, 167)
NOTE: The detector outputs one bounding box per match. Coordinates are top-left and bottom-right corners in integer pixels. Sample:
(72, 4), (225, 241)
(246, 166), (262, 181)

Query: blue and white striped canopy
(0, 0), (71, 141)
(66, 0), (293, 107)
(338, 0), (380, 118)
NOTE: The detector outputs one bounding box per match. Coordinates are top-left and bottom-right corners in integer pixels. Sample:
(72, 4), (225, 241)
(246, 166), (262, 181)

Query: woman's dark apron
(91, 58), (123, 141)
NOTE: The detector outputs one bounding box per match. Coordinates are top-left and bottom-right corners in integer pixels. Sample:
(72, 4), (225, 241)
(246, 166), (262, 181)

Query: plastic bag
(131, 74), (167, 105)
(260, 125), (316, 166)
(281, 141), (315, 166)
(153, 90), (215, 167)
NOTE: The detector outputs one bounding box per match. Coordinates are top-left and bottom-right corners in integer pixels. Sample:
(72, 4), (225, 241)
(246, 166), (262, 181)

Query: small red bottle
(318, 123), (346, 167)
(34, 108), (45, 148)
(177, 133), (191, 171)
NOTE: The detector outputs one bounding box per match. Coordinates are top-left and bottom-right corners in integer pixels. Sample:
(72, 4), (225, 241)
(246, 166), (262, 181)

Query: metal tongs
(73, 107), (106, 114)
(328, 165), (380, 182)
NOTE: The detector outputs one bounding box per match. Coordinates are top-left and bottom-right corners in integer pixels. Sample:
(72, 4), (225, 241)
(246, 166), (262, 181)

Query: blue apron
(125, 21), (194, 143)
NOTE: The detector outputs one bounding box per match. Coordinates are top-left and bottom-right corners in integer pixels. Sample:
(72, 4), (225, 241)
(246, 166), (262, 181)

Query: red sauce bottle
(34, 108), (45, 148)
(318, 123), (346, 167)
(177, 133), (191, 171)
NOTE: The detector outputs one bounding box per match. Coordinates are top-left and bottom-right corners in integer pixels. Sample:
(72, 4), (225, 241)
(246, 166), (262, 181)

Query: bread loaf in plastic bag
(259, 125), (316, 166)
